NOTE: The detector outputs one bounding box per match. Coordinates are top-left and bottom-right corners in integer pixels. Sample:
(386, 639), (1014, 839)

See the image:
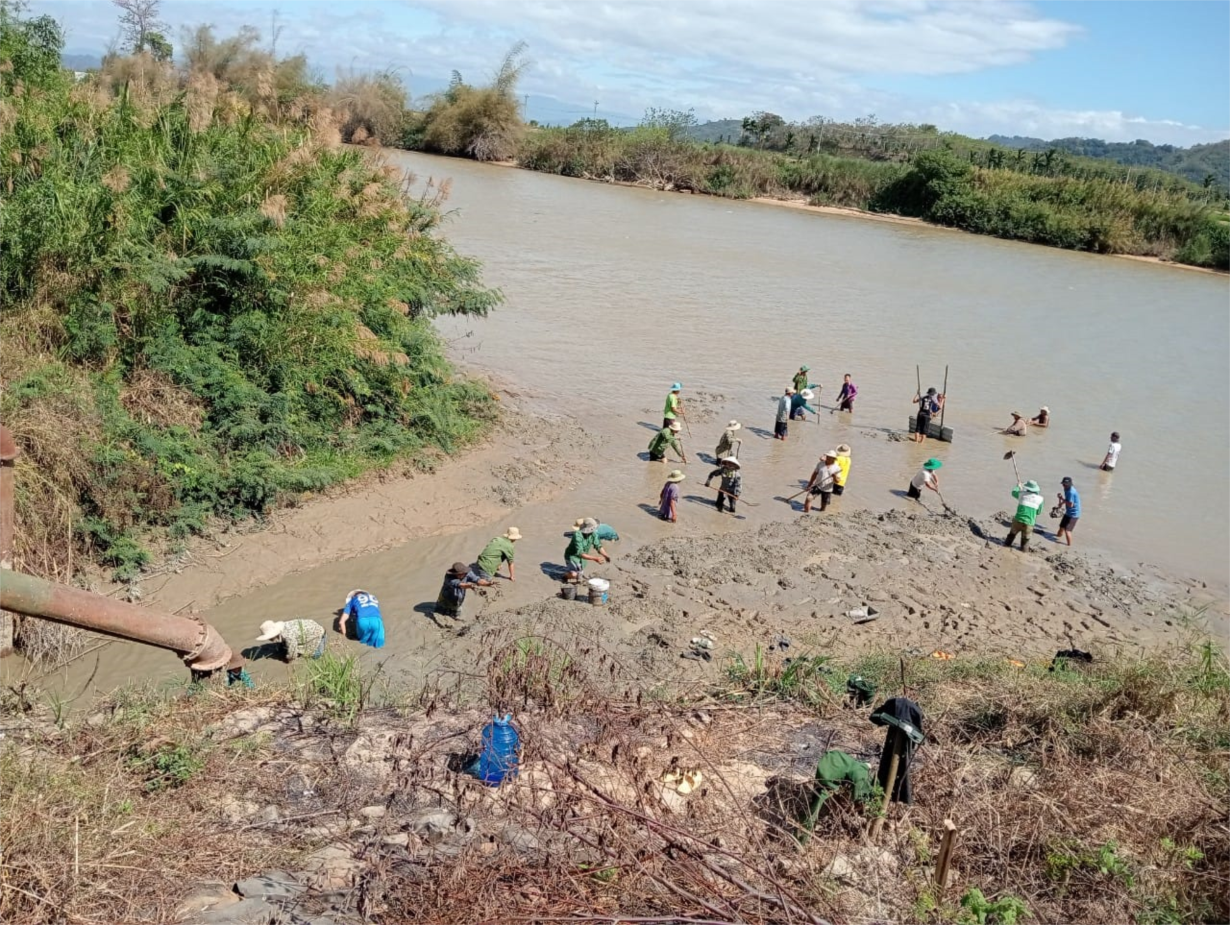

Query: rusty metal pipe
(0, 570), (233, 671)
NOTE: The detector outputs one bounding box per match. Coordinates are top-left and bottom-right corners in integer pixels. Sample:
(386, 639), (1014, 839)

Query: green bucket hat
(800, 365), (810, 372)
(923, 458), (943, 470)
(1024, 480), (1041, 493)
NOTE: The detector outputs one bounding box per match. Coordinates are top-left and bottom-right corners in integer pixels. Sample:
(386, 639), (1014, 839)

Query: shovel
(936, 489), (957, 516)
(1003, 449), (1022, 484)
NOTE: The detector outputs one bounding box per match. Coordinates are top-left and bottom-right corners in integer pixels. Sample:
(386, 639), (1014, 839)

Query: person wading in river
(1003, 411), (1028, 436)
(775, 387), (795, 440)
(435, 563), (492, 621)
(836, 374), (858, 413)
(704, 457), (742, 514)
(1005, 480), (1045, 551)
(648, 421), (686, 462)
(1030, 406), (1050, 428)
(912, 388), (941, 443)
(659, 469), (686, 522)
(1101, 432), (1122, 472)
(663, 382), (684, 430)
(803, 451), (842, 513)
(908, 458), (942, 500)
(715, 420), (742, 460)
(791, 388), (817, 421)
(833, 444), (852, 496)
(564, 518), (610, 580)
(474, 527), (520, 582)
(793, 366), (811, 395)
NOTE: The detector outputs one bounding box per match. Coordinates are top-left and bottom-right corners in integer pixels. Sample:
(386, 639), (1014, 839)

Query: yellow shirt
(835, 455), (851, 487)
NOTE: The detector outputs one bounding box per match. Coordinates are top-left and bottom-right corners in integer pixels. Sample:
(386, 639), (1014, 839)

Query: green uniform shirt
(663, 392), (680, 420)
(1011, 486), (1044, 526)
(564, 530), (603, 565)
(648, 427), (682, 457)
(793, 371), (810, 393)
(476, 536), (515, 576)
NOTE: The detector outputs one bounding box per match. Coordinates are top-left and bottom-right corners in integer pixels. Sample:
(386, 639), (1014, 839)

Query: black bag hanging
(870, 696), (925, 804)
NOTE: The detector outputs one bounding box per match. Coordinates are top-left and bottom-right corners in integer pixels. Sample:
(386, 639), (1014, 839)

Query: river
(23, 150), (1230, 697)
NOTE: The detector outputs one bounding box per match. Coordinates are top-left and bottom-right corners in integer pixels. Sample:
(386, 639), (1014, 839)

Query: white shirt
(812, 463), (841, 491)
(911, 468), (937, 490)
(1105, 441), (1121, 468)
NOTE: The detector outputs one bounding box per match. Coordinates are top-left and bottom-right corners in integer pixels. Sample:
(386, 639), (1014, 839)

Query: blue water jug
(475, 714), (520, 785)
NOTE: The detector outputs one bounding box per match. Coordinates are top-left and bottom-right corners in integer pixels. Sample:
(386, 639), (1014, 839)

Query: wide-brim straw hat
(726, 420), (741, 431)
(1023, 480), (1041, 493)
(923, 458), (943, 470)
(823, 449), (838, 459)
(666, 470), (686, 483)
(668, 421), (682, 432)
(256, 620), (285, 642)
(1011, 411), (1022, 418)
(573, 518), (587, 529)
(800, 389), (815, 400)
(1041, 406), (1049, 412)
(786, 387), (796, 394)
(580, 517), (598, 534)
(836, 444), (851, 457)
(503, 527), (522, 541)
(720, 457), (741, 468)
(450, 561), (470, 577)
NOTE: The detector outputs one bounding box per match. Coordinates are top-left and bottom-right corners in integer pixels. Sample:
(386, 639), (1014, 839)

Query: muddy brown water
(23, 151), (1230, 697)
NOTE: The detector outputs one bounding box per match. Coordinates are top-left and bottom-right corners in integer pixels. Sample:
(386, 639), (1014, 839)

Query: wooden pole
(940, 365), (949, 429)
(933, 819), (959, 889)
(869, 730), (904, 838)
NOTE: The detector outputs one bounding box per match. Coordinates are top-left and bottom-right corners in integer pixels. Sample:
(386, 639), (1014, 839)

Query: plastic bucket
(588, 587), (607, 606)
(560, 583), (577, 601)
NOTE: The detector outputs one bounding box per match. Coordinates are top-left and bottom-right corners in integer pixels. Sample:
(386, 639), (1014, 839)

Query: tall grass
(0, 15), (501, 605)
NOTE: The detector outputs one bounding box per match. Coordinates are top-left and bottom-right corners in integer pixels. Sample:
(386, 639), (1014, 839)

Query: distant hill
(988, 134), (1229, 192)
(61, 53), (102, 71)
(685, 119), (745, 144)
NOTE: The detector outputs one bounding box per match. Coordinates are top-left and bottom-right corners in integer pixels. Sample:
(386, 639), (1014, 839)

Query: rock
(499, 826), (543, 853)
(219, 796), (260, 824)
(405, 808), (472, 845)
(86, 712), (109, 728)
(194, 896), (292, 924)
(1008, 766), (1038, 790)
(173, 883), (239, 921)
(234, 871), (302, 901)
(258, 805), (281, 824)
(302, 843), (364, 892)
(658, 786), (688, 815)
(209, 706), (278, 742)
(824, 855), (857, 883)
(358, 805), (386, 820)
(381, 833), (411, 847)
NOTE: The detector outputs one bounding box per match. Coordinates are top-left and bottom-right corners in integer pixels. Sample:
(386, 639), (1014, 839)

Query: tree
(145, 29), (171, 61)
(0, 5), (64, 90)
(112, 0), (166, 55)
(640, 107), (697, 141)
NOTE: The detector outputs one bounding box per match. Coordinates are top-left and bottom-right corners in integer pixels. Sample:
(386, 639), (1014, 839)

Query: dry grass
(1, 638), (1224, 925)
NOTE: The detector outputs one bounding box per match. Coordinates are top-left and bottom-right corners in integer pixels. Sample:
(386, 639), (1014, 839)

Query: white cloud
(917, 100), (1229, 146)
(29, 0), (1227, 145)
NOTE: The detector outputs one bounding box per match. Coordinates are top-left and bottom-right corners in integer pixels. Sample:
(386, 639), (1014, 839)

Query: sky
(32, 0), (1230, 145)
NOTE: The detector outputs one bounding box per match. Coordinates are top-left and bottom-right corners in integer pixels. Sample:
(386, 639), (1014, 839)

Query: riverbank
(3, 634), (1225, 924)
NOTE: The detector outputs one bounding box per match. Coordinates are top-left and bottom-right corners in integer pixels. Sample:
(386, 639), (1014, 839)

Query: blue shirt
(1063, 486), (1081, 518)
(344, 592), (385, 649)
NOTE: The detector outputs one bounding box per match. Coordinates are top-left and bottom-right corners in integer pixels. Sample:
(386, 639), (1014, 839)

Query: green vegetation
(0, 11), (499, 595)
(298, 650), (367, 722)
(958, 887), (1031, 925)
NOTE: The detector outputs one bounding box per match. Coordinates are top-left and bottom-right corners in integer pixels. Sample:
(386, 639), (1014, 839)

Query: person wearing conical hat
(833, 444), (852, 496)
(790, 388), (817, 421)
(715, 420), (742, 460)
(704, 457), (742, 514)
(908, 458), (942, 500)
(803, 451), (841, 513)
(435, 563), (492, 621)
(648, 420), (686, 463)
(564, 517), (611, 581)
(1005, 479), (1044, 551)
(574, 518), (619, 543)
(663, 382), (684, 429)
(256, 617), (327, 662)
(475, 527), (522, 582)
(659, 469), (686, 522)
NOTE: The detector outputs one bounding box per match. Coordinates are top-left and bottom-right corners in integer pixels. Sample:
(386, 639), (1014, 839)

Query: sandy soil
(431, 502), (1226, 691)
(121, 391), (597, 618)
